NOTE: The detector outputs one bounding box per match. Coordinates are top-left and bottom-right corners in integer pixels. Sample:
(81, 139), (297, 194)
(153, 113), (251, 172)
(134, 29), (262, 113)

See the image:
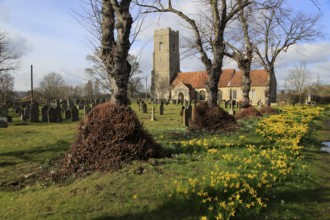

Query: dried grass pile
(61, 102), (167, 175)
(190, 102), (237, 131)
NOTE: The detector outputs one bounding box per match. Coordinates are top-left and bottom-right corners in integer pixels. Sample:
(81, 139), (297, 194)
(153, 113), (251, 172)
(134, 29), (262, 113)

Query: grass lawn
(0, 103), (329, 219)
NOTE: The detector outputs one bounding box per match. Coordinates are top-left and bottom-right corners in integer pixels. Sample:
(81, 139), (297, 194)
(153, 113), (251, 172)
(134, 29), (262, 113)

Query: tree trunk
(265, 66), (275, 106)
(207, 68), (221, 107)
(101, 0), (133, 106)
(241, 69), (251, 108)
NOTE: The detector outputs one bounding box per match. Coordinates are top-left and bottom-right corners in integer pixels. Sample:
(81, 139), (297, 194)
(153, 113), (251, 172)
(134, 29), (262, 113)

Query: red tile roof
(171, 69), (269, 89)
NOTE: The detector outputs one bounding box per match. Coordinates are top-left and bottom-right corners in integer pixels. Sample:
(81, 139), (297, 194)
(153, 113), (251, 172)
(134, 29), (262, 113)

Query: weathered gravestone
(48, 107), (57, 123)
(0, 105), (8, 117)
(150, 105), (155, 121)
(22, 106), (31, 121)
(61, 102), (68, 112)
(65, 110), (71, 120)
(41, 105), (49, 122)
(160, 103), (164, 115)
(142, 102), (147, 113)
(55, 105), (63, 122)
(30, 103), (39, 122)
(71, 105), (79, 121)
(0, 116), (8, 128)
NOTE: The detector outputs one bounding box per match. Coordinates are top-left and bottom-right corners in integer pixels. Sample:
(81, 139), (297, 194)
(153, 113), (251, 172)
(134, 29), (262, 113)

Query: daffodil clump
(170, 105), (323, 220)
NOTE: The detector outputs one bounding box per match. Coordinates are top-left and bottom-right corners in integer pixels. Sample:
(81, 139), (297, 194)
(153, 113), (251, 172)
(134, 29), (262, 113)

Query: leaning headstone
(0, 116), (8, 128)
(142, 103), (147, 113)
(48, 107), (57, 123)
(71, 105), (79, 121)
(41, 105), (49, 122)
(30, 103), (39, 122)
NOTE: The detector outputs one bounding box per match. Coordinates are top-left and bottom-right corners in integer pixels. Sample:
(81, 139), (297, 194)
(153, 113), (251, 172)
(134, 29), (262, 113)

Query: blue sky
(0, 0), (330, 91)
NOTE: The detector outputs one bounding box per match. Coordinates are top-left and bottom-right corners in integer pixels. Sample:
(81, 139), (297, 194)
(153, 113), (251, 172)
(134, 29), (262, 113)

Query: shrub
(61, 102), (167, 175)
(190, 102), (236, 131)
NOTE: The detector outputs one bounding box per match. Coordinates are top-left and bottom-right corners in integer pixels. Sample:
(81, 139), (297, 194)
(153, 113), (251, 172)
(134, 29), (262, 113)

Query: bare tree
(0, 31), (21, 73)
(38, 72), (67, 101)
(137, 0), (250, 107)
(286, 62), (310, 103)
(225, 0), (257, 108)
(254, 0), (322, 105)
(79, 0), (145, 105)
(0, 72), (15, 105)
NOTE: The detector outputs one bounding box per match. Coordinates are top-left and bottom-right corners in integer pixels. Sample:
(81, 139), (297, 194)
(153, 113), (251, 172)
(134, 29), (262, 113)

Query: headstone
(160, 103), (164, 115)
(183, 108), (189, 127)
(150, 106), (155, 121)
(0, 116), (8, 128)
(23, 106), (31, 121)
(180, 106), (185, 116)
(61, 102), (68, 112)
(65, 110), (71, 120)
(14, 106), (21, 115)
(0, 105), (8, 117)
(55, 105), (63, 122)
(41, 105), (49, 122)
(48, 107), (57, 123)
(142, 103), (147, 113)
(30, 103), (39, 122)
(71, 105), (79, 121)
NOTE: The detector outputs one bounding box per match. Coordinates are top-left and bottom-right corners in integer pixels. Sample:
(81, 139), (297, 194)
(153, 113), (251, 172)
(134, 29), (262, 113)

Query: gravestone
(23, 106), (31, 121)
(159, 103), (164, 115)
(41, 105), (49, 122)
(71, 105), (79, 121)
(65, 110), (71, 120)
(150, 106), (155, 121)
(180, 106), (185, 116)
(48, 107), (57, 123)
(0, 105), (8, 117)
(14, 106), (21, 115)
(30, 103), (39, 122)
(142, 103), (147, 113)
(55, 105), (62, 122)
(0, 116), (8, 128)
(183, 107), (189, 127)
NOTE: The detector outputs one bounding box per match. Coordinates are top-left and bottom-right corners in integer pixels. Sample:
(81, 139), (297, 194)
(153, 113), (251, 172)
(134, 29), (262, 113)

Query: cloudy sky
(0, 0), (329, 91)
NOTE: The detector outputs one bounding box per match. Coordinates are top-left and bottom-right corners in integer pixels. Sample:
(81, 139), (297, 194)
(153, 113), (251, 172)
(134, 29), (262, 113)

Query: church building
(151, 28), (277, 105)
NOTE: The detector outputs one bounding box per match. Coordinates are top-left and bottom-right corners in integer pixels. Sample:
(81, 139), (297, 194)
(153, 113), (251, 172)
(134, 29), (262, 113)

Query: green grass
(0, 104), (329, 219)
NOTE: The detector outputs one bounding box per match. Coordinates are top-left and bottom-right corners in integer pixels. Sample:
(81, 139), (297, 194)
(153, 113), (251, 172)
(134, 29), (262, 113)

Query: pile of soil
(190, 102), (237, 131)
(259, 106), (278, 115)
(235, 106), (263, 119)
(61, 102), (167, 176)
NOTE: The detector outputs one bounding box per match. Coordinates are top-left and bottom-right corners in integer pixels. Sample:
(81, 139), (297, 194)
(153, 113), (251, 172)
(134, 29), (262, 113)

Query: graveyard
(0, 101), (330, 220)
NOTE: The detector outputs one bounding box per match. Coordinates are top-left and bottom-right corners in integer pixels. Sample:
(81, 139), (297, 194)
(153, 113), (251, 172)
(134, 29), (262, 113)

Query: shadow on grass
(0, 140), (70, 168)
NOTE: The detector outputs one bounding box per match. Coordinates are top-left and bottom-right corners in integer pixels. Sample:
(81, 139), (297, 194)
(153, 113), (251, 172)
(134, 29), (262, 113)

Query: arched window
(199, 90), (206, 101)
(232, 90), (237, 100)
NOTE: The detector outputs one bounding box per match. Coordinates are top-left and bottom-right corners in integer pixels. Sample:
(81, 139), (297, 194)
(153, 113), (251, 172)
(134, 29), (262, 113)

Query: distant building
(151, 28), (277, 105)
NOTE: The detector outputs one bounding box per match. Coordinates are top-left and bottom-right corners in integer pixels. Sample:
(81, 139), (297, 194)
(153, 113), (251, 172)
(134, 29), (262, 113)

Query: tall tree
(38, 72), (67, 101)
(254, 0), (322, 105)
(0, 72), (15, 105)
(137, 0), (250, 107)
(80, 0), (145, 105)
(0, 31), (21, 73)
(286, 62), (310, 103)
(225, 0), (256, 108)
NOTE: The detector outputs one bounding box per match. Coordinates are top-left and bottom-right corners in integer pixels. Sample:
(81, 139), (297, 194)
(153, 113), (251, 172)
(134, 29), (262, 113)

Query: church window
(232, 90), (237, 100)
(159, 42), (163, 51)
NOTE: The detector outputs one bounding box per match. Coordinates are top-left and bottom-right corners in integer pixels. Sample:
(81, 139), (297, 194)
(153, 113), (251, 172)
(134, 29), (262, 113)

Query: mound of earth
(61, 102), (167, 176)
(259, 105), (278, 115)
(190, 102), (237, 131)
(236, 106), (263, 119)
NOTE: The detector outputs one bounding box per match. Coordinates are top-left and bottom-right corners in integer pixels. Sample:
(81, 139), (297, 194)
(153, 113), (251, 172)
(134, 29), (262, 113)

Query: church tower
(152, 28), (180, 99)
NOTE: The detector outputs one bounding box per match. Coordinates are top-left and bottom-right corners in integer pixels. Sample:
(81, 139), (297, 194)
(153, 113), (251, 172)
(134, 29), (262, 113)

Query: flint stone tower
(152, 28), (180, 99)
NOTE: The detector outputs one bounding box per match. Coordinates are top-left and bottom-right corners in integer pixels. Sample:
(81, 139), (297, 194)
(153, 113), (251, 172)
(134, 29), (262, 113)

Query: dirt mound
(259, 106), (278, 115)
(236, 106), (263, 119)
(61, 102), (167, 175)
(190, 102), (237, 131)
